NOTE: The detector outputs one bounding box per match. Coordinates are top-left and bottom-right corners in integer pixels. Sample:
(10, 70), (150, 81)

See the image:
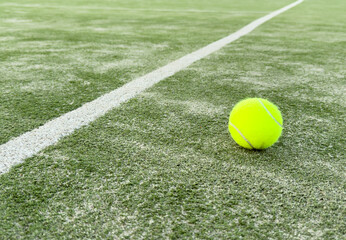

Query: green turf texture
(0, 0), (294, 144)
(0, 0), (345, 239)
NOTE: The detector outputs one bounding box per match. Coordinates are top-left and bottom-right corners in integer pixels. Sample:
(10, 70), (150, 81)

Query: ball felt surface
(229, 98), (283, 149)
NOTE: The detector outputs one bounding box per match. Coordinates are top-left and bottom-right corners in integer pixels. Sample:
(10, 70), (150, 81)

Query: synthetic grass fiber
(0, 0), (345, 239)
(0, 0), (291, 144)
(0, 0), (303, 174)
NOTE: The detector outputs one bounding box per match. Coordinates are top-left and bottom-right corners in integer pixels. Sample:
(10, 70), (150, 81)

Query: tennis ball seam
(229, 121), (254, 149)
(258, 99), (282, 128)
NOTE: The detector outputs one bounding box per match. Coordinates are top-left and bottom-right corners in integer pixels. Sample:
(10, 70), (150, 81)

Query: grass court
(0, 0), (345, 238)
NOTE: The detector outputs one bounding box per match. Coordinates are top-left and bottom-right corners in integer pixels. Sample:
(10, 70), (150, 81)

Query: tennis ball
(228, 98), (283, 150)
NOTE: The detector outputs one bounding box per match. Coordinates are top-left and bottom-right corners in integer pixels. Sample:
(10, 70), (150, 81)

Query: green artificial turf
(0, 0), (295, 144)
(0, 0), (345, 239)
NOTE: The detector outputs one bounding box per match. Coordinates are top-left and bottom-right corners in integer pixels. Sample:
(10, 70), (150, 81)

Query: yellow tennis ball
(228, 98), (283, 150)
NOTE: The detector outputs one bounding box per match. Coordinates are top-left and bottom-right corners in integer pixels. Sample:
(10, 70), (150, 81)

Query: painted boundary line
(0, 0), (304, 174)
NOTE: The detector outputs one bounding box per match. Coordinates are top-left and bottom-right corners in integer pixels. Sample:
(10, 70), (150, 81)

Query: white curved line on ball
(258, 99), (282, 127)
(229, 122), (255, 149)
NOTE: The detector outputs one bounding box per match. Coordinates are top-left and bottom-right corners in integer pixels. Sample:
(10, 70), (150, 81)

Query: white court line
(0, 0), (304, 174)
(0, 3), (270, 14)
